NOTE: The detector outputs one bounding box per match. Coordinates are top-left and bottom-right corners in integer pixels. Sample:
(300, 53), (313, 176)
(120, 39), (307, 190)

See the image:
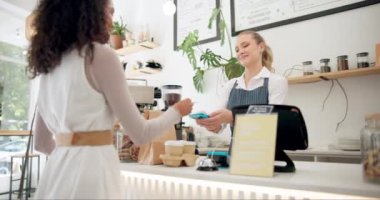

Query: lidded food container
(182, 141), (196, 154)
(360, 113), (380, 184)
(337, 55), (349, 71)
(302, 61), (314, 75)
(320, 58), (331, 73)
(357, 52), (369, 68)
(164, 140), (184, 156)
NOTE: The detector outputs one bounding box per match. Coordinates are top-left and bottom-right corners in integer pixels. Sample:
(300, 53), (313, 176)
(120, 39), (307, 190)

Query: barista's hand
(196, 108), (233, 133)
(173, 98), (193, 116)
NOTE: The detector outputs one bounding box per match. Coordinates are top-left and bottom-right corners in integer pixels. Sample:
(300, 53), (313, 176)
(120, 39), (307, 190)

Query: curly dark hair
(27, 0), (111, 78)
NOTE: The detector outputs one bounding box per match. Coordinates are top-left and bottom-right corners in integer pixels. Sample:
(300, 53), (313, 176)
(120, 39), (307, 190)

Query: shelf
(0, 130), (29, 136)
(115, 41), (159, 56)
(288, 66), (380, 84)
(124, 67), (161, 78)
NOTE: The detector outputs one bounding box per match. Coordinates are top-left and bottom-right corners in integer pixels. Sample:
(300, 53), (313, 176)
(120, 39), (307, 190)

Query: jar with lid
(360, 113), (380, 184)
(337, 55), (349, 71)
(302, 61), (314, 75)
(320, 58), (331, 73)
(357, 52), (370, 68)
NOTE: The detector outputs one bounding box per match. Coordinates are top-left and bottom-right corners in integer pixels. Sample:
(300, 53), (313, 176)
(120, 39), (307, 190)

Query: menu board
(231, 0), (380, 35)
(229, 114), (278, 177)
(174, 0), (220, 50)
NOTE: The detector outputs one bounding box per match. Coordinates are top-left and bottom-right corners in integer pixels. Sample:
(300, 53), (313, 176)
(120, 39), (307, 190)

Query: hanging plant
(178, 8), (244, 93)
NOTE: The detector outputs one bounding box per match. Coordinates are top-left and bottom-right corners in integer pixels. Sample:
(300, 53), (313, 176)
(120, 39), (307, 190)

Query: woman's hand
(173, 98), (193, 116)
(195, 108), (233, 133)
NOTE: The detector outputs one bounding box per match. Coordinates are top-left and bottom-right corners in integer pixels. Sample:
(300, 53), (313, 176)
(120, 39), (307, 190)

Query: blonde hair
(238, 30), (273, 72)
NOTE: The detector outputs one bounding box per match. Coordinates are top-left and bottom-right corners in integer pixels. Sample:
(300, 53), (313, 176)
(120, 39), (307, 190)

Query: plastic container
(357, 52), (370, 68)
(360, 113), (380, 184)
(302, 61), (314, 75)
(337, 55), (349, 71)
(320, 58), (331, 73)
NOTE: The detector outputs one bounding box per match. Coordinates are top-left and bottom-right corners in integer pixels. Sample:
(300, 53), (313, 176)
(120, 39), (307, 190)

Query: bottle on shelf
(360, 113), (380, 184)
(320, 58), (331, 73)
(302, 61), (314, 75)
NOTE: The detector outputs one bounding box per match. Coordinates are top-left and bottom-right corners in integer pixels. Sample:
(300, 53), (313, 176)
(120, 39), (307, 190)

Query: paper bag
(138, 110), (176, 165)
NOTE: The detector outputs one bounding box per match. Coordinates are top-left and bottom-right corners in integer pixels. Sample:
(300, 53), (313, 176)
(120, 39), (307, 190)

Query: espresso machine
(162, 85), (183, 140)
(127, 79), (161, 112)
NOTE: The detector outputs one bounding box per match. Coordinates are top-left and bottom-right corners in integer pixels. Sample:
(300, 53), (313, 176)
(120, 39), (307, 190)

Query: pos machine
(230, 104), (308, 173)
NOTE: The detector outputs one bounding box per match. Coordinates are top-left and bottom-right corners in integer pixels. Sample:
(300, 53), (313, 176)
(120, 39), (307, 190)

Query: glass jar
(357, 52), (369, 68)
(337, 55), (349, 71)
(320, 58), (331, 73)
(302, 61), (314, 75)
(360, 113), (380, 184)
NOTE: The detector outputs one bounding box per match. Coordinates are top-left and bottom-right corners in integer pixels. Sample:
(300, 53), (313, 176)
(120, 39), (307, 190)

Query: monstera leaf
(193, 69), (205, 93)
(178, 8), (243, 93)
(200, 49), (222, 68)
(179, 30), (199, 70)
(224, 57), (244, 80)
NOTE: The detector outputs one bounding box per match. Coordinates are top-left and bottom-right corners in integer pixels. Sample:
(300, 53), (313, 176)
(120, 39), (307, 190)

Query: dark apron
(226, 78), (269, 159)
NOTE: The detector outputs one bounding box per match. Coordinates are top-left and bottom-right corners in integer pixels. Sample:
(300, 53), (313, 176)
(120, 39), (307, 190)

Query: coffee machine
(161, 85), (183, 140)
(127, 79), (161, 112)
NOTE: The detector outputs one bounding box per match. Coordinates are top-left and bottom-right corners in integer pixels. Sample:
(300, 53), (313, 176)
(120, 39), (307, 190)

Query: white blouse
(219, 67), (288, 108)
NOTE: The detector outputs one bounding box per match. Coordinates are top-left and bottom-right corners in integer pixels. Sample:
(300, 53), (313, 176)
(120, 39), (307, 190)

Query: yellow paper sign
(229, 114), (278, 177)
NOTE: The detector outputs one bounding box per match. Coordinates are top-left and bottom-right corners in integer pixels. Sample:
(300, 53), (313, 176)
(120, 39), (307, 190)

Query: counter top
(120, 161), (379, 199)
(199, 146), (361, 158)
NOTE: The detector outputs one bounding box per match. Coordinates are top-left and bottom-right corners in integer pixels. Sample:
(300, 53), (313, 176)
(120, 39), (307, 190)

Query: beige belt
(55, 130), (113, 147)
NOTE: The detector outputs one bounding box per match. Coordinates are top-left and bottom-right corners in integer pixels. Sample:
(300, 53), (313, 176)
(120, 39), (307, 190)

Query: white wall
(114, 0), (380, 148)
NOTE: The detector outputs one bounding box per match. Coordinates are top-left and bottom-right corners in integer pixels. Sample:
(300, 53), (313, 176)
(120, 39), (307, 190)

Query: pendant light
(162, 0), (176, 16)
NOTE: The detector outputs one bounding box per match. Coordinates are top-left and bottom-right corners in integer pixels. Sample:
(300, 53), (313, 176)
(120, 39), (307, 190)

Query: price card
(229, 114), (278, 177)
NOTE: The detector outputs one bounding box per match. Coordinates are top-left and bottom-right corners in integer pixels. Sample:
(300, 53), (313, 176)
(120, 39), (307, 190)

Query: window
(0, 41), (29, 130)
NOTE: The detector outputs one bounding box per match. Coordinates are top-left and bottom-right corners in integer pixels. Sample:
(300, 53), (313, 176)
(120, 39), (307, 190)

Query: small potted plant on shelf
(110, 17), (128, 50)
(178, 8), (244, 93)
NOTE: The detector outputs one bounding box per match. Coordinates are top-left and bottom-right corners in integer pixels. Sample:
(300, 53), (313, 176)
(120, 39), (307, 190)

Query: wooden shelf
(0, 130), (29, 136)
(115, 41), (159, 56)
(288, 66), (380, 84)
(125, 67), (161, 78)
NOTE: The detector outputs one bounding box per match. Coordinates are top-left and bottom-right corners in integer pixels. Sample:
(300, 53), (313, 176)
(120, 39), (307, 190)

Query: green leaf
(112, 17), (128, 35)
(208, 8), (221, 29)
(200, 49), (222, 68)
(224, 57), (244, 79)
(193, 69), (205, 93)
(178, 31), (199, 69)
(177, 8), (240, 93)
(219, 20), (226, 46)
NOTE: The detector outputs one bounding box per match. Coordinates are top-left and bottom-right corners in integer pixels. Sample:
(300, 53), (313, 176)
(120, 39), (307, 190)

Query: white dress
(34, 49), (123, 199)
(33, 45), (181, 199)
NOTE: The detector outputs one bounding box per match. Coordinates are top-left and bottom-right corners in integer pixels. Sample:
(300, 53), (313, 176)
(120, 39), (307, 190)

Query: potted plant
(178, 8), (244, 93)
(110, 17), (128, 49)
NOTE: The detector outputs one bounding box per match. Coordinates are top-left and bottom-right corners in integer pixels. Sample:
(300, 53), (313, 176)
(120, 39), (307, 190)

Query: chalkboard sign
(231, 0), (380, 36)
(174, 0), (220, 50)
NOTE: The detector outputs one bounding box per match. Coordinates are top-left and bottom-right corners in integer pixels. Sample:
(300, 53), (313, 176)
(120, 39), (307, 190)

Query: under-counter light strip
(121, 171), (368, 200)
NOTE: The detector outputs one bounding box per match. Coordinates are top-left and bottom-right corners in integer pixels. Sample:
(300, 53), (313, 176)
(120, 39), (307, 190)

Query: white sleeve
(268, 74), (288, 104)
(88, 43), (181, 145)
(34, 109), (56, 155)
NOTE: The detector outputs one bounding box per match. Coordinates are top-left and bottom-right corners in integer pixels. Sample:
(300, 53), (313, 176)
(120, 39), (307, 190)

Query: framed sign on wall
(173, 0), (220, 50)
(230, 0), (380, 36)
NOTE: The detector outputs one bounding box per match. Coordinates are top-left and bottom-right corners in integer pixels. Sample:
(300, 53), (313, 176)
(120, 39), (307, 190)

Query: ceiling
(0, 0), (37, 47)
